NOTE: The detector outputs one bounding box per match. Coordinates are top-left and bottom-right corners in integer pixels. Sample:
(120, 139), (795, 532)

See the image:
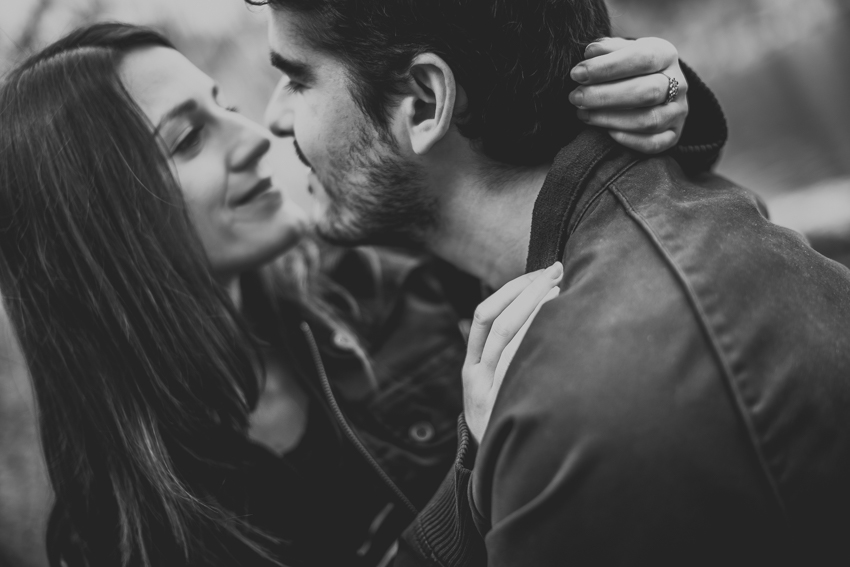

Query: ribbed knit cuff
(396, 415), (485, 567)
(670, 60), (729, 174)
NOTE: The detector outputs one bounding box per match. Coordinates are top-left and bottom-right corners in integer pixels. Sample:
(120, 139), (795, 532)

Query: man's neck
(425, 147), (551, 289)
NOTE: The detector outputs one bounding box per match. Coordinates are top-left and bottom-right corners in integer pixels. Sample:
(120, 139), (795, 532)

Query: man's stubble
(310, 120), (439, 248)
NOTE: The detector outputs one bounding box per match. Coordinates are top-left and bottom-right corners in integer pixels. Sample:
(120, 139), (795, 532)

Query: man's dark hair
(252, 0), (610, 165)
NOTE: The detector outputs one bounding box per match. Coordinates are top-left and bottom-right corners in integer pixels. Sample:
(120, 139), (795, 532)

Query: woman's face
(119, 46), (307, 279)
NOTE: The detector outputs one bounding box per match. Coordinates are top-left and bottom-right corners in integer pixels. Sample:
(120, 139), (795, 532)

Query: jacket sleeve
(668, 60), (728, 174)
(394, 416), (486, 567)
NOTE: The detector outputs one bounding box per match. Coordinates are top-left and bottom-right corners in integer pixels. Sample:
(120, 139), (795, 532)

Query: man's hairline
(266, 6), (479, 158)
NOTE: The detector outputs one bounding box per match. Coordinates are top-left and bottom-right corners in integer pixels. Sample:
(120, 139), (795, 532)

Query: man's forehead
(266, 7), (316, 63)
(266, 8), (351, 86)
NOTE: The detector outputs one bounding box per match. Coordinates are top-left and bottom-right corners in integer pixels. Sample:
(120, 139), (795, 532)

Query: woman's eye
(174, 126), (203, 155)
(225, 105), (239, 113)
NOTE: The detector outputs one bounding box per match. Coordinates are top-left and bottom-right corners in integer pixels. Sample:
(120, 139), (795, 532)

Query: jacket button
(409, 421), (436, 443)
(332, 331), (356, 351)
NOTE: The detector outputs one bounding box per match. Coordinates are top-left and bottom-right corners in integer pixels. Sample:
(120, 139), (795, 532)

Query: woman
(0, 23), (723, 567)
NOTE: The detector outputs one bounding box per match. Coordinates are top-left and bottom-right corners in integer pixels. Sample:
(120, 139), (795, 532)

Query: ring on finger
(660, 72), (679, 104)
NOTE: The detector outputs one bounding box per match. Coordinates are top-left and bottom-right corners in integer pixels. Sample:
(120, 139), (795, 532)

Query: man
(259, 0), (850, 565)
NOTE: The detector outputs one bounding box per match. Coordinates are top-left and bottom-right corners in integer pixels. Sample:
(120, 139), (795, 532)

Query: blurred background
(609, 0), (850, 267)
(1, 0), (849, 565)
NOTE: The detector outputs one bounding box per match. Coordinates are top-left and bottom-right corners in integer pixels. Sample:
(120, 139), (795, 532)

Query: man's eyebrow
(269, 51), (314, 82)
(154, 99), (198, 135)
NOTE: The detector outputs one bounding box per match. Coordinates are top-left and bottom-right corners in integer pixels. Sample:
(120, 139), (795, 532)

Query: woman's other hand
(462, 263), (563, 444)
(570, 37), (689, 155)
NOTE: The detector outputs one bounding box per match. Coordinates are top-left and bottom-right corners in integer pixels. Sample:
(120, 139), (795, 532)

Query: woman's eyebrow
(154, 99), (199, 135)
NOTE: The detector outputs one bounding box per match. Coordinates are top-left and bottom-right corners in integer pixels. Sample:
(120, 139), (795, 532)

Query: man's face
(264, 8), (437, 246)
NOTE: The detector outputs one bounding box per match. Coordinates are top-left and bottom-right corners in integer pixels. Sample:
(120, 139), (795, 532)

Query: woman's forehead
(118, 46), (213, 124)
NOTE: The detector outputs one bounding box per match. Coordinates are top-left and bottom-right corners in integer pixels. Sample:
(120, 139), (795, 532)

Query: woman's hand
(570, 37), (689, 155)
(463, 263), (563, 444)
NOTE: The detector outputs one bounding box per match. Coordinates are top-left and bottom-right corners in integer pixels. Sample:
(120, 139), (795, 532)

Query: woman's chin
(271, 222), (307, 257)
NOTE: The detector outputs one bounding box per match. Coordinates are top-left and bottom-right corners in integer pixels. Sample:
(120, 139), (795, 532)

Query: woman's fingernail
(585, 44), (602, 58)
(571, 64), (589, 84)
(546, 262), (563, 279)
(576, 109), (590, 122)
(569, 88), (584, 107)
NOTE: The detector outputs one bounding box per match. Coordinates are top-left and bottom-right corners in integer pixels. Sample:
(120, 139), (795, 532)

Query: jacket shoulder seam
(607, 182), (790, 522)
(570, 158), (642, 237)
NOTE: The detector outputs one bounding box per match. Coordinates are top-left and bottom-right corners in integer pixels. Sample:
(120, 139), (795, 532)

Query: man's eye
(284, 80), (305, 94)
(174, 126), (203, 154)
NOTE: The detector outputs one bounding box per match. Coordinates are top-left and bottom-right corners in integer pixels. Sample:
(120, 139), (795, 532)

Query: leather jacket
(232, 246), (468, 567)
(402, 128), (850, 567)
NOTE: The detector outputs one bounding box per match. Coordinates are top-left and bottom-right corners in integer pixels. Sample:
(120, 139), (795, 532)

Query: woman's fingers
(491, 285), (560, 389)
(568, 36), (690, 155)
(478, 262), (563, 373)
(582, 37), (633, 59)
(463, 264), (563, 444)
(577, 102), (686, 134)
(570, 73), (687, 110)
(607, 129), (681, 155)
(572, 37), (678, 85)
(465, 268), (544, 365)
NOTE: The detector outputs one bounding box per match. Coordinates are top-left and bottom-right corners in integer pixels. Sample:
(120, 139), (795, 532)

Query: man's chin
(308, 165), (435, 248)
(308, 203), (363, 245)
(313, 215), (376, 247)
(313, 212), (422, 248)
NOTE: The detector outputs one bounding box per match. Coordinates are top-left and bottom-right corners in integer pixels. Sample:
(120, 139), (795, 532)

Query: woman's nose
(264, 77), (295, 138)
(229, 123), (272, 172)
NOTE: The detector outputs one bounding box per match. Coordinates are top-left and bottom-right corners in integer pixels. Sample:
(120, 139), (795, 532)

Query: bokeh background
(609, 0), (850, 266)
(1, 1), (849, 565)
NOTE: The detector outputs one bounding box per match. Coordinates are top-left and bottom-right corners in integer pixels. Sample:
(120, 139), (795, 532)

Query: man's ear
(399, 53), (459, 155)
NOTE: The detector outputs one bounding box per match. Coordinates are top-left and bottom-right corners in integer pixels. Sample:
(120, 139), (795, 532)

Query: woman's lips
(233, 178), (274, 206)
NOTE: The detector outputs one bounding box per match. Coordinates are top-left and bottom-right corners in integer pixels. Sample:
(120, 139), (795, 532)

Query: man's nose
(264, 77), (295, 138)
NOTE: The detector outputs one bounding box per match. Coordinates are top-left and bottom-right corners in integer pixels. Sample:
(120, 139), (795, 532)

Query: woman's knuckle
(473, 306), (492, 325)
(646, 51), (662, 73)
(491, 322), (513, 340)
(637, 84), (658, 105)
(577, 87), (596, 107)
(583, 110), (604, 127)
(658, 79), (672, 103)
(640, 108), (658, 132)
(665, 41), (680, 61)
(669, 105), (686, 126)
(635, 42), (660, 71)
(609, 131), (629, 146)
(646, 37), (677, 63)
(645, 136), (666, 154)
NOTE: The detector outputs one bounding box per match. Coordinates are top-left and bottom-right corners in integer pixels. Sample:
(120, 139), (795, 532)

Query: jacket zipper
(300, 321), (419, 518)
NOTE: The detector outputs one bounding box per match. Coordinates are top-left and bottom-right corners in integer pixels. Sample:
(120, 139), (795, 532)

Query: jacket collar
(525, 128), (619, 272)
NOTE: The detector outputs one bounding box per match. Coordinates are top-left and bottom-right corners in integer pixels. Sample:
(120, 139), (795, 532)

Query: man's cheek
(307, 171), (331, 203)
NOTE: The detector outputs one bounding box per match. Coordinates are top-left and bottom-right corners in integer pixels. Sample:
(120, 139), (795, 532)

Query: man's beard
(309, 123), (437, 248)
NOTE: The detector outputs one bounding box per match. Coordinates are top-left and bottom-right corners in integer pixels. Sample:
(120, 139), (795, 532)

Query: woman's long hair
(0, 23), (283, 566)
